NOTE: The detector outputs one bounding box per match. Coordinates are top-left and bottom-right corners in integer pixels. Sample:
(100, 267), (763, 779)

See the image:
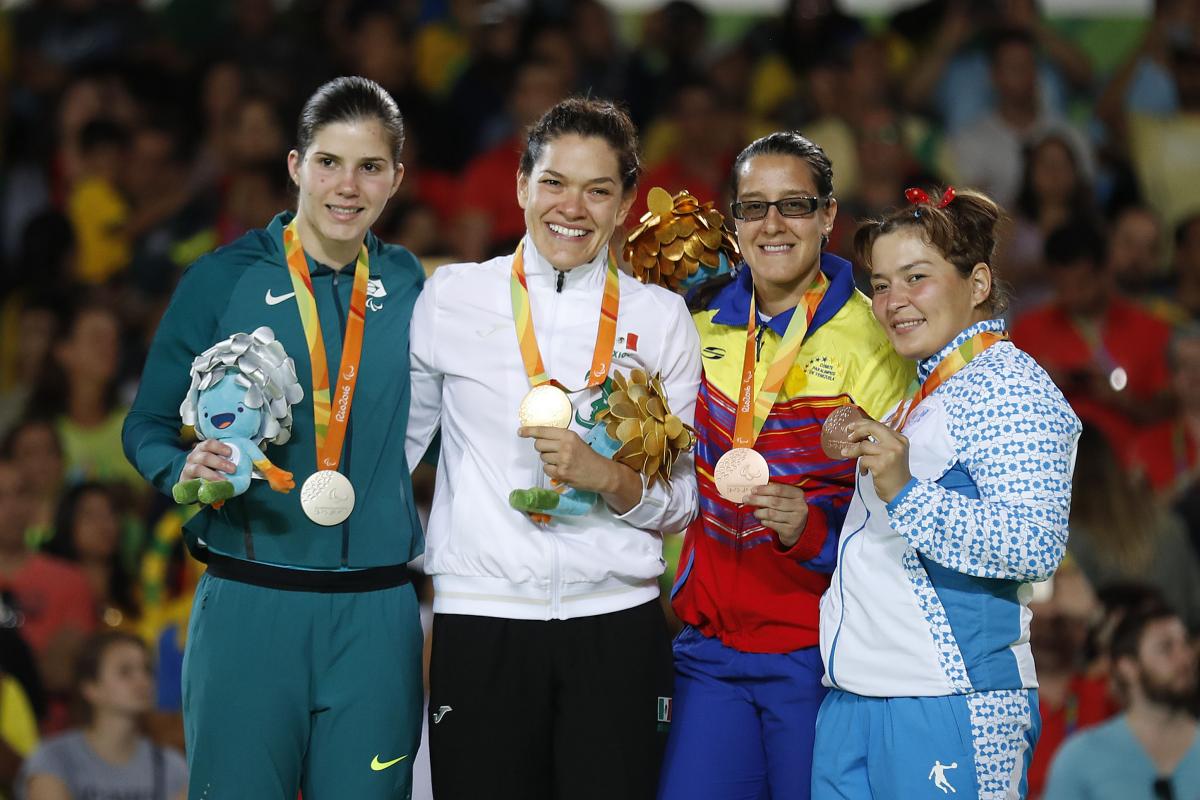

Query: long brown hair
(1069, 426), (1157, 574)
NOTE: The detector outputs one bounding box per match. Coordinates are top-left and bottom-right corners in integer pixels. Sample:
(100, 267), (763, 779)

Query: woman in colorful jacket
(660, 132), (912, 800)
(813, 187), (1081, 799)
(122, 77), (425, 799)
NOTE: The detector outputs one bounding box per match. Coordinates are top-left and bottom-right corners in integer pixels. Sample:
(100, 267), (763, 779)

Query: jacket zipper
(331, 269), (352, 568)
(826, 474), (869, 690)
(547, 268), (565, 616)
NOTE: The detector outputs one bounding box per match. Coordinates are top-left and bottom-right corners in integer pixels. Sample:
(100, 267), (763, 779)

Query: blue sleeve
(887, 368), (1081, 581)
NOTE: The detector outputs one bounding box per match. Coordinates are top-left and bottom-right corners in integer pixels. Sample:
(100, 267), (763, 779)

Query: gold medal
(519, 384), (573, 428)
(300, 470), (355, 526)
(713, 447), (770, 504)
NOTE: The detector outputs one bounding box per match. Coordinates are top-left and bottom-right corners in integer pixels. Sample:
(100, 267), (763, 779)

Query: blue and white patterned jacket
(819, 319), (1081, 697)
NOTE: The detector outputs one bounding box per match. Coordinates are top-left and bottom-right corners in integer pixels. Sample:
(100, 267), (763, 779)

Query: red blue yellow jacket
(671, 253), (912, 654)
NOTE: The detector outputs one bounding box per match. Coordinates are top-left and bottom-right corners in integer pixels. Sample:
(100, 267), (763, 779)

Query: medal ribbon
(510, 239), (620, 391)
(731, 273), (829, 448)
(888, 330), (1009, 431)
(282, 219), (369, 471)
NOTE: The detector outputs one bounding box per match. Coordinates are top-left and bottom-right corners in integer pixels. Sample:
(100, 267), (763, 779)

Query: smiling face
(196, 374), (263, 441)
(517, 133), (634, 270)
(869, 228), (993, 361)
(287, 117), (403, 266)
(733, 153), (836, 307)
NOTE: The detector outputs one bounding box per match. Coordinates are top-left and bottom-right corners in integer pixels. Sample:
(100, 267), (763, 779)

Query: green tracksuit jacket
(123, 211), (424, 569)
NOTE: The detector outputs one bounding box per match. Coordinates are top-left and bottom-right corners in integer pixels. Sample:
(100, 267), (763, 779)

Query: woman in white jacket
(812, 187), (1081, 800)
(406, 97), (701, 800)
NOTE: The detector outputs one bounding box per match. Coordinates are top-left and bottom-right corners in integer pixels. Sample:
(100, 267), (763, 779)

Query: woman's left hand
(745, 483), (810, 548)
(519, 426), (616, 493)
(841, 419), (913, 503)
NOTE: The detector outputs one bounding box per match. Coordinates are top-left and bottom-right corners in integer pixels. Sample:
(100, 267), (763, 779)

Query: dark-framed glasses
(730, 196), (829, 221)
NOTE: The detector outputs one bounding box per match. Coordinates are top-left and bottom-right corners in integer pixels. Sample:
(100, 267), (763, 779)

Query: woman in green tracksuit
(122, 77), (425, 799)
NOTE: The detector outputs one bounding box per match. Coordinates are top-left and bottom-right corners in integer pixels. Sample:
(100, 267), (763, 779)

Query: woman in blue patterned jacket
(812, 187), (1081, 800)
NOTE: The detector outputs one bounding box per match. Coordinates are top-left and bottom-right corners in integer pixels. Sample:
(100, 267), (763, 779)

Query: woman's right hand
(179, 439), (235, 483)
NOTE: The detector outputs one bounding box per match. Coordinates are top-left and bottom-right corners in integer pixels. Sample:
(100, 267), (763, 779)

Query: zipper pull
(755, 323), (768, 361)
(556, 270), (565, 293)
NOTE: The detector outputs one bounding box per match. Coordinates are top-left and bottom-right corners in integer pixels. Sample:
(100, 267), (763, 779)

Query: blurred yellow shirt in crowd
(57, 408), (144, 493)
(66, 176), (130, 285)
(0, 673), (37, 800)
(1130, 112), (1200, 236)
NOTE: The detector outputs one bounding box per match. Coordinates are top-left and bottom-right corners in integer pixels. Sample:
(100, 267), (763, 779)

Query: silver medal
(300, 470), (355, 526)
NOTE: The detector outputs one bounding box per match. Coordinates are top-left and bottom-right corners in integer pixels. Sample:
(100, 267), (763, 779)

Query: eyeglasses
(730, 196), (828, 221)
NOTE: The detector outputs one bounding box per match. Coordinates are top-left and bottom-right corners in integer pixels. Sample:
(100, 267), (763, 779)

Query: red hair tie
(904, 186), (956, 208)
(904, 187), (929, 205)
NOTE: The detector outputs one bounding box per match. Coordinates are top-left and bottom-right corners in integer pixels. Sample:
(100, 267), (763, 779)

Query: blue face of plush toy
(196, 373), (263, 441)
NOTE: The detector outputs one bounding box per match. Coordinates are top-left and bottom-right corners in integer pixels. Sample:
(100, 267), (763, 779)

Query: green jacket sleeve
(122, 256), (231, 497)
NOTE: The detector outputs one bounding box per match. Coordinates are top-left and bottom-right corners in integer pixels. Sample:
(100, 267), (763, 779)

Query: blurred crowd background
(0, 0), (1198, 796)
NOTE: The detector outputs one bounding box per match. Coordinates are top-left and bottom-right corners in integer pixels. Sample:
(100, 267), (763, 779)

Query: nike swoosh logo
(433, 705), (453, 724)
(265, 289), (296, 305)
(370, 754), (408, 771)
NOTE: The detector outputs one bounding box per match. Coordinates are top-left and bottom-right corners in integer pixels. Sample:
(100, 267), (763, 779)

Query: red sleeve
(59, 567), (98, 635)
(771, 503), (830, 562)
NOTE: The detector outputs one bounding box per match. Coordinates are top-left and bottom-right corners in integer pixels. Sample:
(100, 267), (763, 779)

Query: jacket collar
(267, 211), (383, 276)
(916, 317), (1008, 382)
(518, 234), (608, 289)
(709, 251), (857, 339)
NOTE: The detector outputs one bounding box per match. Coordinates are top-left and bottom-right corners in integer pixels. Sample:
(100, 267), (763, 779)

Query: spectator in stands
(623, 1), (714, 129)
(740, 0), (865, 122)
(43, 484), (138, 632)
(33, 303), (143, 494)
(1098, 1), (1199, 147)
(632, 79), (735, 220)
(1, 420), (65, 548)
(571, 0), (630, 101)
(1044, 604), (1200, 798)
(1107, 205), (1169, 306)
(0, 659), (38, 800)
(901, 0), (1093, 134)
(0, 460), (94, 701)
(65, 120), (131, 287)
(1026, 568), (1118, 798)
(1012, 221), (1173, 459)
(1132, 325), (1200, 500)
(451, 58), (569, 263)
(20, 631), (186, 800)
(948, 28), (1092, 208)
(1171, 212), (1200, 321)
(1002, 131), (1098, 304)
(1070, 425), (1200, 631)
(0, 284), (60, 442)
(1126, 46), (1200, 237)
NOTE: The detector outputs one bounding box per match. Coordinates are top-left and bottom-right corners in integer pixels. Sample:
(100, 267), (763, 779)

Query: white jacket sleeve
(406, 274), (443, 472)
(613, 295), (701, 533)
